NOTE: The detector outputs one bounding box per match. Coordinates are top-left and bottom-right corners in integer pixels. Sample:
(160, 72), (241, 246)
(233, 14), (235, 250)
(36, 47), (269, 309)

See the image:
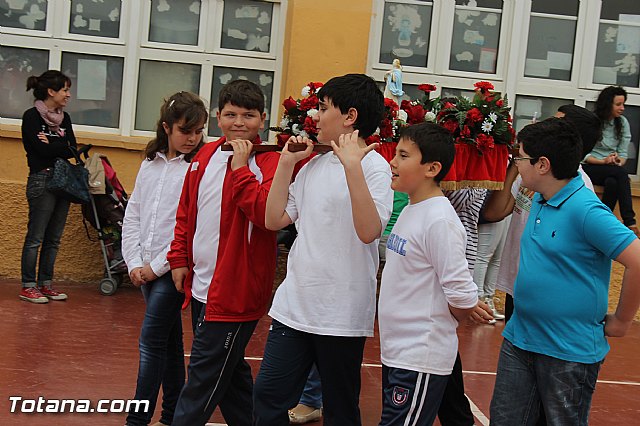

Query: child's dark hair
(26, 70), (72, 101)
(557, 104), (602, 157)
(399, 122), (455, 183)
(316, 74), (384, 138)
(218, 79), (265, 113)
(594, 85), (627, 140)
(145, 91), (208, 162)
(517, 118), (582, 180)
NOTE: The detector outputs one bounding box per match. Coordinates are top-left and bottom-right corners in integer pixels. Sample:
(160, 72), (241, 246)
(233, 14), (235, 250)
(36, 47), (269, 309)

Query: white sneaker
(485, 297), (505, 320)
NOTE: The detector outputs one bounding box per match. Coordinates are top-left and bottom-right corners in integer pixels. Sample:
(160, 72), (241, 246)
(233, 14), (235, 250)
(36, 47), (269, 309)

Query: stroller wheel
(99, 277), (118, 296)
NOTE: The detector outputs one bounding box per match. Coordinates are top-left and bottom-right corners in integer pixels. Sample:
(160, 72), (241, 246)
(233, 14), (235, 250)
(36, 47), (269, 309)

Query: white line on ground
(467, 395), (490, 426)
(190, 354), (640, 426)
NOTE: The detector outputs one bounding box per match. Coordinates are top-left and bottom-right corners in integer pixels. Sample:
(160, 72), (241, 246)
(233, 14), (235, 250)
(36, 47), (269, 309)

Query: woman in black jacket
(20, 70), (76, 303)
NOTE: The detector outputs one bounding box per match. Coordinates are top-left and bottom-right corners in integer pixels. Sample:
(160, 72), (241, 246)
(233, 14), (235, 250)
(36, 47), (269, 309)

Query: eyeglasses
(512, 156), (539, 163)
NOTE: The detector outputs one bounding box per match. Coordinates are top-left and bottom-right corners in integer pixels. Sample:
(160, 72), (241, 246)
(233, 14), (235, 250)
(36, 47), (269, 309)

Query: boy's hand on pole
(229, 139), (254, 170)
(280, 135), (314, 166)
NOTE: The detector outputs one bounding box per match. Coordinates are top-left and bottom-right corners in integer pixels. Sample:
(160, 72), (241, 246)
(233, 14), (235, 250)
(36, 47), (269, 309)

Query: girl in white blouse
(122, 92), (207, 426)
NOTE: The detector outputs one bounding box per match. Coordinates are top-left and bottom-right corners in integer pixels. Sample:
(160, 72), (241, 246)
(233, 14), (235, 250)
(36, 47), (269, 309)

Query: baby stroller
(80, 146), (128, 295)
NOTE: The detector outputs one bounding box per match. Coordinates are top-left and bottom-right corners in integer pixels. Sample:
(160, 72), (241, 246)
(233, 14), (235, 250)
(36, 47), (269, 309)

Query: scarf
(34, 100), (65, 137)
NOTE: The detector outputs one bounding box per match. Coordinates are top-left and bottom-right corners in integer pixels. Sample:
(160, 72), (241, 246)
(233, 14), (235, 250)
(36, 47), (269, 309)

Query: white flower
(481, 120), (494, 133)
(292, 124), (301, 135)
(424, 111), (436, 122)
(300, 130), (309, 138)
(488, 112), (498, 122)
(301, 86), (311, 97)
(306, 108), (318, 117)
(397, 110), (408, 122)
(280, 117), (290, 128)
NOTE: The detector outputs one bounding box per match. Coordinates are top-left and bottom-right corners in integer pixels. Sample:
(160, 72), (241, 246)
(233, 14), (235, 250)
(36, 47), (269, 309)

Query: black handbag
(46, 147), (90, 204)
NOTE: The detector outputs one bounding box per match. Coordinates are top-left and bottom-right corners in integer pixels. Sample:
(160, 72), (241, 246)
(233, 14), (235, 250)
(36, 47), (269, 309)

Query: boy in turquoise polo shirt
(490, 118), (640, 425)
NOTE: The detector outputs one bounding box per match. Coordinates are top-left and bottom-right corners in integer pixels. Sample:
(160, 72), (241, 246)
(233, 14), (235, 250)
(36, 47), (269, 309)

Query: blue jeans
(126, 273), (185, 426)
(299, 364), (322, 409)
(490, 339), (601, 426)
(21, 170), (70, 287)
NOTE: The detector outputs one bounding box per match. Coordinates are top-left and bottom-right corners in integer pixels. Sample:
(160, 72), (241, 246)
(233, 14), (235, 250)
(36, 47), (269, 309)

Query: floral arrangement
(434, 81), (516, 153)
(269, 81), (323, 145)
(270, 80), (515, 154)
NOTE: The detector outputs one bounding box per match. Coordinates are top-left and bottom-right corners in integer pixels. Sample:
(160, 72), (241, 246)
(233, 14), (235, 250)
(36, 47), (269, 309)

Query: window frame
(366, 0), (640, 179)
(0, 0), (287, 144)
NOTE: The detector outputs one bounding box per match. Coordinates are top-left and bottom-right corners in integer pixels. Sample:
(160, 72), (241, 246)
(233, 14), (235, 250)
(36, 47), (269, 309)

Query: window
(149, 0), (202, 45)
(135, 60), (202, 131)
(513, 95), (571, 133)
(449, 0), (503, 74)
(1, 1), (285, 140)
(209, 67), (274, 140)
(0, 0), (48, 31)
(220, 0), (274, 53)
(0, 46), (49, 119)
(69, 0), (122, 39)
(593, 0), (640, 87)
(62, 52), (124, 128)
(524, 0), (579, 81)
(441, 87), (475, 100)
(378, 0), (433, 67)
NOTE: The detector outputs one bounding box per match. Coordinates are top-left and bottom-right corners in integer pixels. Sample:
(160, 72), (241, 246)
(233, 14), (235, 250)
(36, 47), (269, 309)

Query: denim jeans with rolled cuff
(21, 169), (70, 288)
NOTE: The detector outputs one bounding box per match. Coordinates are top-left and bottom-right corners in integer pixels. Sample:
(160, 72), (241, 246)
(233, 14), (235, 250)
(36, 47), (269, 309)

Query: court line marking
(196, 356), (640, 386)
(189, 356), (639, 426)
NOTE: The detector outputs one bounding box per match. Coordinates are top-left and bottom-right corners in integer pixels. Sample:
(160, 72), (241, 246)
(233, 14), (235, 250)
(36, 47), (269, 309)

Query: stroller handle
(77, 144), (93, 160)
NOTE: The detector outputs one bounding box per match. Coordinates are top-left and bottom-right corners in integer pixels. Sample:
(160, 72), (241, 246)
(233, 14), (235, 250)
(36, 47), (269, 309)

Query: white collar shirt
(122, 152), (190, 276)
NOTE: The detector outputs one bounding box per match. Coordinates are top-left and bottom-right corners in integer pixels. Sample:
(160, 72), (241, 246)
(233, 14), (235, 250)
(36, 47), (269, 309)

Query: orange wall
(280, 0), (374, 104)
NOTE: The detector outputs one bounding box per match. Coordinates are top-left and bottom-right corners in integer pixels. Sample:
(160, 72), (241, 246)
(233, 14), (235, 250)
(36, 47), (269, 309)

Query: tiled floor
(1, 278), (639, 425)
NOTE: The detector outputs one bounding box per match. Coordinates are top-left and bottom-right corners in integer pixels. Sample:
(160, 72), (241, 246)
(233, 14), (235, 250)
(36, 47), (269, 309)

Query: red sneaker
(39, 286), (68, 301)
(19, 287), (49, 304)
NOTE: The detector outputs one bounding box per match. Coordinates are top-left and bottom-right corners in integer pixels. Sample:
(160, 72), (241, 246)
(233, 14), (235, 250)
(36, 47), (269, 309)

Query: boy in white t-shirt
(254, 74), (393, 425)
(378, 122), (479, 425)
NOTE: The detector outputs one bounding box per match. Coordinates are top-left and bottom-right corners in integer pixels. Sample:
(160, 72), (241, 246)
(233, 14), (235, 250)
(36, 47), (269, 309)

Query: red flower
(405, 104), (427, 124)
(366, 134), (382, 145)
(443, 102), (457, 110)
(496, 99), (504, 108)
(474, 81), (495, 93)
(379, 119), (394, 139)
(309, 82), (324, 92)
(282, 96), (297, 111)
(460, 125), (471, 138)
(466, 108), (484, 123)
(476, 134), (495, 151)
(400, 100), (412, 111)
(299, 95), (318, 111)
(384, 98), (399, 111)
(303, 116), (317, 135)
(417, 84), (437, 93)
(442, 119), (459, 135)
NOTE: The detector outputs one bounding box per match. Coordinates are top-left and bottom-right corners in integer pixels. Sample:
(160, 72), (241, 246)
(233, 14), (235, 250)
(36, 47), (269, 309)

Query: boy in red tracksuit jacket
(167, 79), (279, 426)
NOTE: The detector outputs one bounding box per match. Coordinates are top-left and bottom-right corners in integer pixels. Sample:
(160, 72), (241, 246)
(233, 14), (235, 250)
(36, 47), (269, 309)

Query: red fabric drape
(441, 143), (509, 190)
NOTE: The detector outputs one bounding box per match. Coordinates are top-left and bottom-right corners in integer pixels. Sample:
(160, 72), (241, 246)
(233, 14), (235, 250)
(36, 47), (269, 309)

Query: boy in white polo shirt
(378, 122), (478, 425)
(254, 73), (393, 425)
